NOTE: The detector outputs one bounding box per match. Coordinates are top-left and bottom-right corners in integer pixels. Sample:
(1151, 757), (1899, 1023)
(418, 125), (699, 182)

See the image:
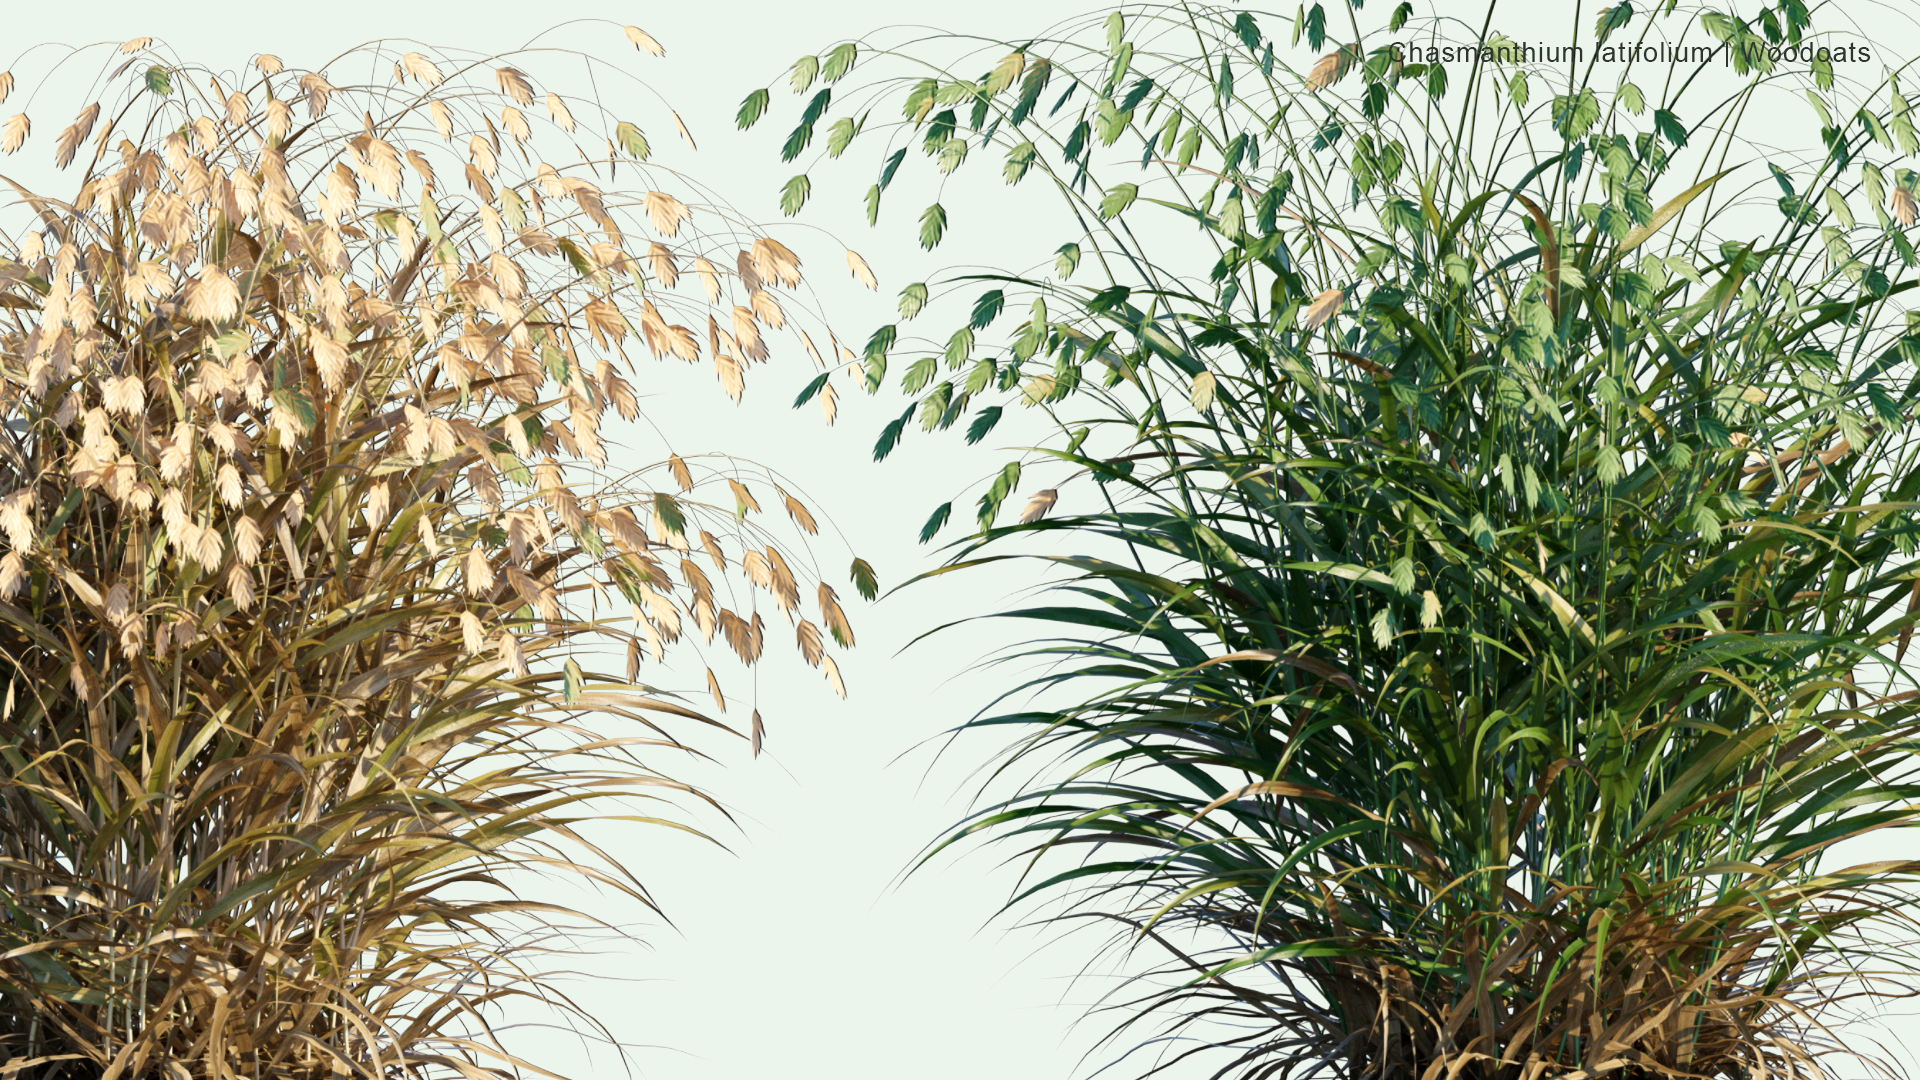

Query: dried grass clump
(0, 33), (857, 1078)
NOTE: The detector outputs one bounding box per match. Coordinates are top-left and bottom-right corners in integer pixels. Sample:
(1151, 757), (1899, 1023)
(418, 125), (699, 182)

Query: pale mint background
(4, 2), (1917, 1077)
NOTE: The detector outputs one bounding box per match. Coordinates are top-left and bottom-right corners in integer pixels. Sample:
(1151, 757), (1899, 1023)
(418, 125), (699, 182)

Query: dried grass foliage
(0, 33), (854, 1078)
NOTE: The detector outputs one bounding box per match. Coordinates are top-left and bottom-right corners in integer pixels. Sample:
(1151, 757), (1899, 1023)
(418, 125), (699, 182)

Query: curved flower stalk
(758, 2), (1920, 1077)
(0, 31), (866, 1079)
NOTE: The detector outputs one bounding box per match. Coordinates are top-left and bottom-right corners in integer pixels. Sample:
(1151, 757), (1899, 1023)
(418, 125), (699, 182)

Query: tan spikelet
(227, 564), (255, 611)
(365, 481), (390, 527)
(698, 530), (727, 570)
(716, 352), (745, 402)
(216, 463), (244, 508)
(784, 494), (818, 534)
(645, 191), (689, 237)
(751, 238), (801, 290)
(668, 454), (694, 492)
(606, 369), (640, 419)
(185, 265), (241, 323)
(120, 37), (152, 54)
(254, 54), (283, 75)
(497, 630), (529, 677)
(750, 289), (786, 329)
(694, 257), (720, 302)
(264, 98), (292, 143)
(192, 526), (223, 570)
(1019, 489), (1057, 524)
(465, 545), (495, 596)
(54, 103), (100, 168)
(705, 667), (725, 709)
(495, 67), (534, 105)
(647, 242), (679, 288)
(460, 610), (485, 653)
(545, 92), (576, 132)
(673, 111), (696, 149)
(228, 515), (262, 566)
(727, 479), (761, 514)
(102, 375), (144, 417)
(468, 135), (497, 178)
(1, 113), (26, 155)
(405, 148), (435, 188)
(731, 306), (767, 362)
(1894, 187), (1917, 227)
(1301, 288), (1344, 330)
(401, 52), (445, 86)
(0, 72), (12, 107)
(820, 379), (839, 425)
(823, 653), (847, 698)
(299, 72), (332, 118)
(796, 620), (825, 667)
(818, 583), (853, 647)
(1307, 51), (1344, 92)
(846, 249), (878, 290)
(625, 26), (667, 57)
(0, 491), (35, 551)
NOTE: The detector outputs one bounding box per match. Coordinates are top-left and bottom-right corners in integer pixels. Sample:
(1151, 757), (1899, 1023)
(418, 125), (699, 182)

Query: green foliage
(615, 119), (650, 159)
(780, 173), (811, 215)
(919, 202), (948, 248)
(850, 557), (881, 600)
(757, 2), (1920, 1077)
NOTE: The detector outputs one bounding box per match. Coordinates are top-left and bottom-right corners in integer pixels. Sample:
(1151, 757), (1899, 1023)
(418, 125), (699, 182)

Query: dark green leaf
(652, 492), (686, 536)
(781, 123), (813, 162)
(918, 502), (953, 543)
(1233, 12), (1261, 49)
(792, 372), (831, 408)
(965, 405), (1003, 444)
(879, 148), (907, 189)
(801, 88), (833, 125)
(1655, 108), (1688, 147)
(872, 402), (915, 461)
(971, 290), (1006, 329)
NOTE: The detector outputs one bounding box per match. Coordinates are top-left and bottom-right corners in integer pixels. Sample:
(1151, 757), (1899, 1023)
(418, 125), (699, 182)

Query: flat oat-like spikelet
(846, 248), (879, 289)
(624, 25), (666, 57)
